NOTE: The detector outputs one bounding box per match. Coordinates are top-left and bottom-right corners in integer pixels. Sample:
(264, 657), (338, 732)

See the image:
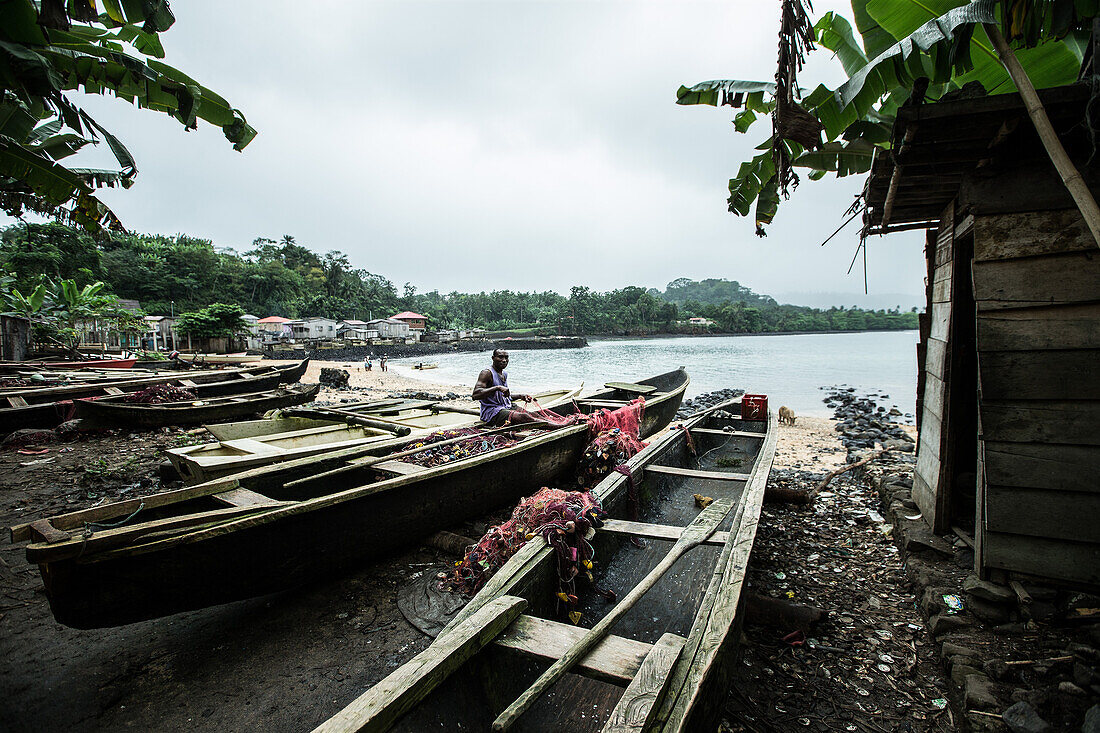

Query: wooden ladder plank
(602, 632), (686, 732)
(689, 428), (765, 439)
(601, 519), (729, 548)
(603, 382), (658, 395)
(212, 487), (283, 508)
(371, 459), (429, 476)
(644, 465), (752, 482)
(314, 596), (527, 733)
(492, 614), (652, 686)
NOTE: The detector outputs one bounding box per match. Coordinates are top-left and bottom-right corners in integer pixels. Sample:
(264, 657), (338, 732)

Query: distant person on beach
(365, 358), (372, 371)
(380, 355), (387, 372)
(473, 349), (537, 426)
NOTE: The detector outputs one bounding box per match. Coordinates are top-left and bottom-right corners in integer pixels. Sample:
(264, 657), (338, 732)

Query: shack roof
(863, 83), (1091, 234)
(392, 311), (427, 321)
(257, 316), (291, 324)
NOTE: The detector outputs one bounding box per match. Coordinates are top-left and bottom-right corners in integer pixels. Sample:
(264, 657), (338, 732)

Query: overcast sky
(9, 1), (927, 308)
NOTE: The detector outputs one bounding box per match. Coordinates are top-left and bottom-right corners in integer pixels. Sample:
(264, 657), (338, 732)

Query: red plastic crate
(742, 394), (768, 421)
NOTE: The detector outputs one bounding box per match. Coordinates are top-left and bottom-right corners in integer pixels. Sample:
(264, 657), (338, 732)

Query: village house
(288, 317), (338, 341)
(391, 311), (428, 332)
(337, 319), (379, 340)
(142, 315), (177, 351)
(256, 316), (293, 341)
(366, 318), (411, 340)
(862, 82), (1099, 588)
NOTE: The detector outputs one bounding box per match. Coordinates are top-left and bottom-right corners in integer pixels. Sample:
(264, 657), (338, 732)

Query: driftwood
(425, 531), (477, 556)
(765, 448), (896, 505)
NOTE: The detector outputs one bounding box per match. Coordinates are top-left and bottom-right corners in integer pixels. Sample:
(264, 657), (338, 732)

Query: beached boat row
(10, 368), (690, 629)
(0, 359), (309, 432)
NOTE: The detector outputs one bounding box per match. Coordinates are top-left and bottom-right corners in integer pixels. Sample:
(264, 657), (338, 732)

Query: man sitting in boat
(473, 349), (537, 426)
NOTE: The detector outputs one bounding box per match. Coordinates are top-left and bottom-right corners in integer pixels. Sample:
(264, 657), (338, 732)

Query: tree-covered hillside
(1, 223), (919, 335)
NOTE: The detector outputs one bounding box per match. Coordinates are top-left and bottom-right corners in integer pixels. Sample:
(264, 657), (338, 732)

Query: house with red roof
(391, 311), (428, 332)
(255, 315), (292, 340)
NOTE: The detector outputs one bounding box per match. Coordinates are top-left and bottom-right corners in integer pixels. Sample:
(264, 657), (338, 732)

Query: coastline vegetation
(1, 223), (919, 337)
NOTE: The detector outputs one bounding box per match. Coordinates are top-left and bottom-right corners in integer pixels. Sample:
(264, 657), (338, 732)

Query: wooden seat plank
(492, 614), (653, 685)
(219, 438), (284, 456)
(602, 632), (686, 732)
(103, 387), (124, 395)
(601, 519), (729, 547)
(371, 459), (429, 476)
(6, 395), (28, 407)
(314, 596), (527, 733)
(212, 487), (283, 508)
(644, 465), (752, 482)
(179, 379), (197, 387)
(603, 382), (658, 395)
(689, 428), (764, 439)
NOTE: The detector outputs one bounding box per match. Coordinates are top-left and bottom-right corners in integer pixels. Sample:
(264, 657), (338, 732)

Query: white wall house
(366, 318), (410, 339)
(289, 317), (338, 340)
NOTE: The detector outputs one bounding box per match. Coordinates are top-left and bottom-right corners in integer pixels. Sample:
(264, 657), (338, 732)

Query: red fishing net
(395, 428), (520, 468)
(122, 385), (196, 404)
(448, 488), (607, 623)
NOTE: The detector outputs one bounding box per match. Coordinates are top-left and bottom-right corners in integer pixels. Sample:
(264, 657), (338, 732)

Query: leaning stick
(807, 446), (897, 501)
(491, 495), (736, 731)
(983, 22), (1100, 248)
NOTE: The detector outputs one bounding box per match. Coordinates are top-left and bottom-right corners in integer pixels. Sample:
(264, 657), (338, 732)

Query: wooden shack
(863, 83), (1100, 588)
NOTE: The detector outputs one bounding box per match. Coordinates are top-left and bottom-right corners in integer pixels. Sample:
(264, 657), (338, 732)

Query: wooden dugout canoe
(10, 368), (687, 629)
(0, 359), (309, 433)
(316, 395), (777, 733)
(72, 383), (322, 429)
(165, 387), (583, 483)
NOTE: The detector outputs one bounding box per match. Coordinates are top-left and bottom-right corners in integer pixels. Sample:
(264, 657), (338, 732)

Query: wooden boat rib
(165, 387), (583, 483)
(73, 383), (321, 428)
(314, 395), (777, 733)
(10, 368), (687, 629)
(0, 359), (308, 433)
(177, 353), (265, 365)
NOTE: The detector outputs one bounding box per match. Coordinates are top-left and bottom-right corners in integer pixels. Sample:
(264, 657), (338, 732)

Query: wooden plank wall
(912, 203), (955, 532)
(973, 209), (1100, 587)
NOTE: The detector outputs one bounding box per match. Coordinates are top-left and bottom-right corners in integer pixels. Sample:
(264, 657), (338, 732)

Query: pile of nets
(122, 384), (196, 404)
(397, 427), (519, 468)
(575, 426), (647, 489)
(0, 378), (31, 388)
(448, 488), (607, 620)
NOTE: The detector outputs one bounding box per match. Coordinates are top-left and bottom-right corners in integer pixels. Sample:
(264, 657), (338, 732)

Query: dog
(778, 405), (796, 425)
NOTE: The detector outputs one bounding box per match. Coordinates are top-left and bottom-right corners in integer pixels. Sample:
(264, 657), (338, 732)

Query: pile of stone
(822, 386), (915, 456)
(318, 368), (350, 389)
(675, 388), (745, 419)
(387, 390), (461, 402)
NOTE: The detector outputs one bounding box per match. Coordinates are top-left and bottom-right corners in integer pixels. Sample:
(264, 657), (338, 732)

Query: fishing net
(122, 385), (196, 404)
(448, 488), (608, 623)
(396, 428), (520, 468)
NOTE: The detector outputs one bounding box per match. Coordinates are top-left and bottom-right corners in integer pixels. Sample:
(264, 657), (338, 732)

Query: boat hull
(27, 368), (687, 628)
(73, 384), (321, 428)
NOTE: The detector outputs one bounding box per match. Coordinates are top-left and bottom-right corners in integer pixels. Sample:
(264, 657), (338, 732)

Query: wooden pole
(491, 495), (736, 731)
(983, 22), (1100, 248)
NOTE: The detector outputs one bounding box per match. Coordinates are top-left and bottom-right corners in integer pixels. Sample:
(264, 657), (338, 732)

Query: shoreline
(588, 327), (918, 341)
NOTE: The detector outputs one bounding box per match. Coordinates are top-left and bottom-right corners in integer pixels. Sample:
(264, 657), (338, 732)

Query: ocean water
(391, 331), (919, 418)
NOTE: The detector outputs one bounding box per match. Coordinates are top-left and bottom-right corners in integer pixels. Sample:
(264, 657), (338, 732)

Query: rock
(2, 428), (56, 447)
(55, 419), (86, 435)
(992, 622), (1028, 635)
(965, 673), (999, 710)
(984, 658), (1010, 680)
(952, 664), (982, 685)
(883, 438), (915, 452)
(963, 575), (1014, 604)
(158, 460), (180, 482)
(318, 368), (350, 389)
(968, 595), (1012, 624)
(1058, 681), (1085, 696)
(1083, 704), (1100, 733)
(903, 526), (955, 558)
(1001, 701), (1051, 733)
(941, 641), (979, 660)
(930, 613), (972, 635)
(1024, 601), (1057, 622)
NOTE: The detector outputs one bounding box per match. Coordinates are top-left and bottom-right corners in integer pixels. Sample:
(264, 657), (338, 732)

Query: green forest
(1, 223), (919, 335)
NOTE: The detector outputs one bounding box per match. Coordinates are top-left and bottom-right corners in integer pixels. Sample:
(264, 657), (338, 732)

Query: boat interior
(374, 400), (770, 732)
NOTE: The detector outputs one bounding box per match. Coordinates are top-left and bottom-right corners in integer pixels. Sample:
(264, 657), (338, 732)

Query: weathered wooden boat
(10, 368), (687, 628)
(37, 357), (138, 370)
(73, 383), (321, 428)
(314, 395), (776, 733)
(0, 359), (308, 433)
(411, 362), (438, 370)
(166, 387), (583, 483)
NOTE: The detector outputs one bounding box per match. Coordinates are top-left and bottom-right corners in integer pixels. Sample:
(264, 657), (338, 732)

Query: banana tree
(678, 0), (1096, 235)
(0, 0), (256, 231)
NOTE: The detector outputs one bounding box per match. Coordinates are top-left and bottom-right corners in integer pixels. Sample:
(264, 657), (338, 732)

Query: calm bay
(394, 330), (919, 418)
